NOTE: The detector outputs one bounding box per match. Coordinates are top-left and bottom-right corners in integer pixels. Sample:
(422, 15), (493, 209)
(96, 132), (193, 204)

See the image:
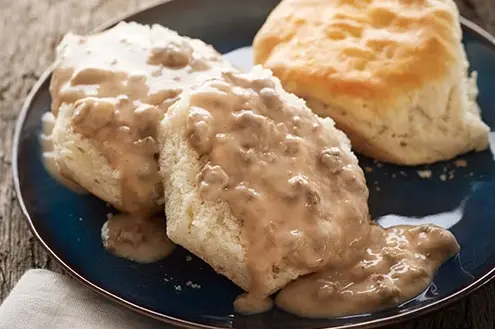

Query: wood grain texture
(0, 0), (494, 328)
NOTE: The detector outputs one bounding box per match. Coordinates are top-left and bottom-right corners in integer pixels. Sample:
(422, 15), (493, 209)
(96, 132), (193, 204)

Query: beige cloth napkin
(0, 269), (171, 329)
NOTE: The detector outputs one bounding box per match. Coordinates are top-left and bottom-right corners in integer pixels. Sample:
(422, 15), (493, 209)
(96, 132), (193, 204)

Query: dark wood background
(0, 0), (494, 328)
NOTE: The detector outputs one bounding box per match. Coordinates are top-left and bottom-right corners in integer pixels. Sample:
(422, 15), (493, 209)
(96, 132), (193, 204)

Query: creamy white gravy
(276, 224), (459, 317)
(234, 293), (274, 315)
(186, 67), (370, 297)
(102, 214), (175, 263)
(49, 22), (235, 213)
(47, 22), (237, 264)
(224, 46), (465, 231)
(44, 29), (461, 317)
(183, 67), (460, 318)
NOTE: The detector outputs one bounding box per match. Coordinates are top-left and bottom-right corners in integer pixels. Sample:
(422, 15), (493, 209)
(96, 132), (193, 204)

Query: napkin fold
(0, 270), (170, 329)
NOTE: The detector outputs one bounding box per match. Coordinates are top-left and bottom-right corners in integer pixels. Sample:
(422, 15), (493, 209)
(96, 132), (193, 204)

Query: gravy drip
(40, 112), (87, 193)
(102, 214), (175, 263)
(185, 68), (371, 295)
(49, 22), (234, 213)
(276, 224), (459, 317)
(185, 68), (460, 317)
(234, 293), (274, 315)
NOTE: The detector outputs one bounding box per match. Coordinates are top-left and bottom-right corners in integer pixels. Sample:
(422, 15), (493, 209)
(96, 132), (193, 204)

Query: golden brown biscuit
(254, 0), (489, 165)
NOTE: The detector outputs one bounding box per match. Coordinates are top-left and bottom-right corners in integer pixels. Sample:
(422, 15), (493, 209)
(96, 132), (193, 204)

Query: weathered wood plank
(0, 0), (494, 328)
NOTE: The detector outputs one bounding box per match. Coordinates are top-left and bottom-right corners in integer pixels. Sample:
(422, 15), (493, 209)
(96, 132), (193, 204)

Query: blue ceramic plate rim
(11, 1), (495, 328)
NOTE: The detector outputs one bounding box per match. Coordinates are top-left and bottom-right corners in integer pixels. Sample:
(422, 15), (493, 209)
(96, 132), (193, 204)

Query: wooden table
(0, 0), (494, 328)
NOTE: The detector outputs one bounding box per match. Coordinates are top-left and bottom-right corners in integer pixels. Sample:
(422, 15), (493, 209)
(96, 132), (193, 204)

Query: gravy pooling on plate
(276, 224), (459, 317)
(183, 68), (460, 317)
(102, 214), (176, 263)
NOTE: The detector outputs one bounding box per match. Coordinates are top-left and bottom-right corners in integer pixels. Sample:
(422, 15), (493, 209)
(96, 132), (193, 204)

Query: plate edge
(11, 7), (495, 329)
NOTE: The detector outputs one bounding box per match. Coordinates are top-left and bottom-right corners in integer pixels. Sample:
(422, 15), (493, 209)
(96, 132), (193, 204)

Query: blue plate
(12, 0), (495, 328)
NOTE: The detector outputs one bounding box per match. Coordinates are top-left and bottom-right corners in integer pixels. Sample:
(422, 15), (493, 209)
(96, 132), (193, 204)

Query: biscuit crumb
(417, 170), (432, 179)
(375, 187), (381, 192)
(400, 171), (407, 176)
(469, 172), (474, 177)
(373, 160), (383, 168)
(439, 174), (447, 181)
(364, 166), (373, 173)
(448, 171), (455, 180)
(455, 159), (467, 168)
(185, 255), (193, 262)
(78, 217), (83, 221)
(391, 173), (396, 178)
(175, 285), (182, 291)
(185, 280), (201, 289)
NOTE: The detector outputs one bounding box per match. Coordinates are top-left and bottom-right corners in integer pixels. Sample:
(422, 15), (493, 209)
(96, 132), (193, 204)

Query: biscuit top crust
(254, 0), (461, 107)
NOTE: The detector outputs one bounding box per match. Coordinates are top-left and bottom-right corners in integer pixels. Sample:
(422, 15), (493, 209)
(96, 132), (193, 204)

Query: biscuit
(158, 66), (368, 296)
(51, 103), (133, 211)
(254, 0), (489, 165)
(49, 22), (236, 212)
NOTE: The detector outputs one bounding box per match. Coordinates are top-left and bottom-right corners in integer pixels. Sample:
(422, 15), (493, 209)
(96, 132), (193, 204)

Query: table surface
(1, 0), (495, 328)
